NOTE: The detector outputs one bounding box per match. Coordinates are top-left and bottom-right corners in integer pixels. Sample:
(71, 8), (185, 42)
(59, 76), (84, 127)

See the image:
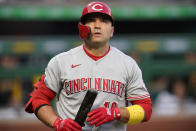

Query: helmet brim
(80, 12), (114, 26)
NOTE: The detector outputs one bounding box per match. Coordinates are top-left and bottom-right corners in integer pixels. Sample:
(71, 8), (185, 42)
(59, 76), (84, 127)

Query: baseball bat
(74, 88), (98, 126)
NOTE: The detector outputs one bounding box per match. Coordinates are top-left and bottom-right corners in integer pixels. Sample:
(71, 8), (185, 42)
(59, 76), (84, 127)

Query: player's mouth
(93, 32), (102, 37)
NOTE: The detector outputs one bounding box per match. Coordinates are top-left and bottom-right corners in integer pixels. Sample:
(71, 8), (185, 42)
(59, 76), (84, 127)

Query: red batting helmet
(78, 2), (113, 39)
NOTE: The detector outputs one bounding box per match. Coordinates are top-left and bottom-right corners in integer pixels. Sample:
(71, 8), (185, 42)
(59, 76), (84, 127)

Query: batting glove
(87, 107), (121, 127)
(53, 117), (82, 131)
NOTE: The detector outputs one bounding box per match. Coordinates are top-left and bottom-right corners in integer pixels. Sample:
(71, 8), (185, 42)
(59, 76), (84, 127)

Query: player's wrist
(53, 117), (63, 130)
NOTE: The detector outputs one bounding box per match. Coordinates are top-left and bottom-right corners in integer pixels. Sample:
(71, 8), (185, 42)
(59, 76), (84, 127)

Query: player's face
(84, 14), (114, 46)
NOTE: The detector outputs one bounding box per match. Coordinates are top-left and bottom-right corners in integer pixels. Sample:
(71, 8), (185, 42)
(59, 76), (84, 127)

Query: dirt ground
(0, 116), (196, 131)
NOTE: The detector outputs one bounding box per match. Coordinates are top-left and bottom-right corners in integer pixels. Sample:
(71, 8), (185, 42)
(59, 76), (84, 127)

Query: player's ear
(110, 26), (114, 37)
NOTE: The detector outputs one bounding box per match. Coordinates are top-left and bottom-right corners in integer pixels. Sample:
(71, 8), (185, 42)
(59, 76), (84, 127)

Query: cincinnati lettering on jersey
(64, 78), (125, 97)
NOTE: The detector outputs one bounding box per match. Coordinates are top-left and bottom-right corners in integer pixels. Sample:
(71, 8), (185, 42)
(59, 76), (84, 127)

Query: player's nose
(93, 19), (101, 29)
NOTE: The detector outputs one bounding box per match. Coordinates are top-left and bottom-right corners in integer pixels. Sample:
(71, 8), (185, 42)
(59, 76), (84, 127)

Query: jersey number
(104, 102), (117, 108)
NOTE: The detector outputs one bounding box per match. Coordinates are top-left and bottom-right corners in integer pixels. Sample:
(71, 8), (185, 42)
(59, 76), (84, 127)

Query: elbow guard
(131, 97), (152, 122)
(25, 75), (56, 113)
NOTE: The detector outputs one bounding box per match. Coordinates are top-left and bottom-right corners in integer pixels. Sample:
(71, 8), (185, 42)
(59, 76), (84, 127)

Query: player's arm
(36, 104), (82, 131)
(118, 97), (152, 124)
(25, 75), (82, 131)
(36, 105), (58, 128)
(25, 75), (57, 128)
(119, 59), (152, 124)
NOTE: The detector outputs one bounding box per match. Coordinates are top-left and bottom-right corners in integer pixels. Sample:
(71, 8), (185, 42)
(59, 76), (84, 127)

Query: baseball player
(25, 1), (152, 131)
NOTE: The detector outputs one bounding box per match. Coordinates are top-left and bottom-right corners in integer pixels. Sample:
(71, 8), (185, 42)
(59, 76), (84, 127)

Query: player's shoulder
(110, 46), (141, 74)
(110, 46), (136, 64)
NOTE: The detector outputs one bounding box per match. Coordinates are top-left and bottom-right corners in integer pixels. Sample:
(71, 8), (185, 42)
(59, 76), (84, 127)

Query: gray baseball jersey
(44, 44), (150, 131)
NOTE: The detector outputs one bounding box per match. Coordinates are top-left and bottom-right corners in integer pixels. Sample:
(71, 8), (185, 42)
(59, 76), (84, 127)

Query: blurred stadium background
(0, 0), (196, 131)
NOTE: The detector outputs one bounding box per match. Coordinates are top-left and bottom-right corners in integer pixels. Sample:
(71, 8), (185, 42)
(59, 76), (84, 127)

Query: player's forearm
(36, 105), (59, 128)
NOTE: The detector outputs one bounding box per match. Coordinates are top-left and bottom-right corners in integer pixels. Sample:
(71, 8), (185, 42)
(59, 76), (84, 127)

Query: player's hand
(87, 107), (121, 127)
(53, 117), (82, 131)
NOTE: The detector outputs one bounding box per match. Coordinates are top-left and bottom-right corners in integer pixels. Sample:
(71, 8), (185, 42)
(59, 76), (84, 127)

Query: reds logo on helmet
(91, 4), (103, 11)
(81, 2), (113, 19)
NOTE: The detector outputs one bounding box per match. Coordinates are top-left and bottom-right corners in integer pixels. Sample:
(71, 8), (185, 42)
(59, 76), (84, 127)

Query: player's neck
(84, 43), (110, 57)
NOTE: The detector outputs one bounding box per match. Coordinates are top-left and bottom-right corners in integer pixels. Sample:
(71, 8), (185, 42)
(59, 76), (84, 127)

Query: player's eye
(85, 18), (96, 23)
(99, 15), (111, 24)
(101, 18), (110, 23)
